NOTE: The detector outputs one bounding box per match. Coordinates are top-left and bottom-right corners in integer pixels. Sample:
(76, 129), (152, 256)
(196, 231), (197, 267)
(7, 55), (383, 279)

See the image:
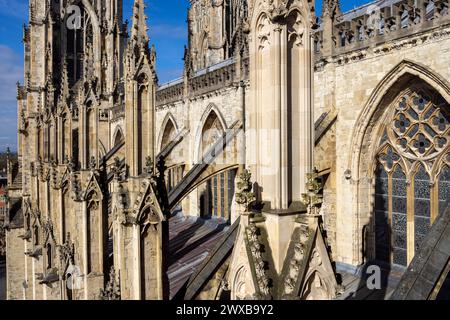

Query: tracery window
(374, 85), (450, 267)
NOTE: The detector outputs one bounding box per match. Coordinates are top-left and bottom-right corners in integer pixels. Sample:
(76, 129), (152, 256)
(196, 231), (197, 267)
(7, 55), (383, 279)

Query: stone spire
(131, 0), (149, 45)
(322, 0), (341, 19)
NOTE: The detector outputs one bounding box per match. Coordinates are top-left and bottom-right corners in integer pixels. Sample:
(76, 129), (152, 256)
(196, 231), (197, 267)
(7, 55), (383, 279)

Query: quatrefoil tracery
(388, 92), (449, 161)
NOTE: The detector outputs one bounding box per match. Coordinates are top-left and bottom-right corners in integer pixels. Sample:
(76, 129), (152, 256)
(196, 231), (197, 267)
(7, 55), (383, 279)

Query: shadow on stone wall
(0, 259), (5, 300)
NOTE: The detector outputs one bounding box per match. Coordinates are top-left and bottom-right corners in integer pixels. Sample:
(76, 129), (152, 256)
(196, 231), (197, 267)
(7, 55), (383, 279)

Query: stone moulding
(281, 222), (314, 299)
(244, 220), (272, 300)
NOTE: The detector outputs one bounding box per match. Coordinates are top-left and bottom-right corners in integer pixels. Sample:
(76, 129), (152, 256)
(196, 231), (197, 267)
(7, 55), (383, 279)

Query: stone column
(59, 188), (64, 244)
(82, 200), (88, 300)
(134, 223), (141, 300)
(249, 2), (314, 210)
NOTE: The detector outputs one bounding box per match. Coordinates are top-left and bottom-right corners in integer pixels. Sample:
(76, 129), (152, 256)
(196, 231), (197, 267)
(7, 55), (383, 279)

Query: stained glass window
(439, 165), (450, 215)
(392, 165), (408, 266)
(213, 176), (218, 216)
(220, 173), (225, 218)
(374, 86), (450, 266)
(375, 164), (389, 262)
(414, 165), (431, 253)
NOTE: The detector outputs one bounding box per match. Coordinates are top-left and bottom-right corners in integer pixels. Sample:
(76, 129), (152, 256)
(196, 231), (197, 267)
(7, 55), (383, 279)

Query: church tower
(12, 0), (128, 300)
(187, 0), (249, 72)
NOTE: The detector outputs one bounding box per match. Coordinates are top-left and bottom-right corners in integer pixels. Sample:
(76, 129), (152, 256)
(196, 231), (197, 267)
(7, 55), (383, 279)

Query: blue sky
(0, 0), (370, 152)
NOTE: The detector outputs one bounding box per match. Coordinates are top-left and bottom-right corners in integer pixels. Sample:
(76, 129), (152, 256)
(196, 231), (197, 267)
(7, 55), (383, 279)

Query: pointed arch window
(34, 225), (40, 246)
(113, 127), (124, 147)
(46, 243), (53, 270)
(374, 85), (450, 267)
(135, 73), (151, 176)
(66, 3), (94, 85)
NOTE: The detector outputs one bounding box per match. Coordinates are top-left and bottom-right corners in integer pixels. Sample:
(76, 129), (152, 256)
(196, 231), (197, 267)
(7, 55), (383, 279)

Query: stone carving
(283, 224), (311, 298)
(58, 233), (75, 267)
(42, 218), (55, 243)
(257, 14), (271, 51)
(144, 156), (154, 176)
(287, 11), (304, 47)
(322, 0), (341, 18)
(116, 183), (128, 211)
(89, 156), (97, 171)
(19, 108), (28, 134)
(112, 157), (125, 182)
(232, 266), (248, 300)
(50, 162), (59, 189)
(70, 173), (82, 201)
(245, 223), (271, 299)
(301, 169), (323, 215)
(100, 267), (121, 300)
(235, 169), (256, 212)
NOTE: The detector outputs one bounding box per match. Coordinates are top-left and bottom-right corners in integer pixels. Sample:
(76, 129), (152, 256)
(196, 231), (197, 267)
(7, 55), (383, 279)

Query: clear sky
(0, 0), (370, 152)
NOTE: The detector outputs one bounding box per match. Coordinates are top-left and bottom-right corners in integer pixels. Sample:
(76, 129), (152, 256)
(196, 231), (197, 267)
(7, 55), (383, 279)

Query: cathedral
(3, 0), (450, 300)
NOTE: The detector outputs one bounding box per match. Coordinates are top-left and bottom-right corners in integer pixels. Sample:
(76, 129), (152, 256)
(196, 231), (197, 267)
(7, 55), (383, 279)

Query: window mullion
(388, 170), (393, 264)
(407, 176), (415, 265)
(431, 179), (439, 224)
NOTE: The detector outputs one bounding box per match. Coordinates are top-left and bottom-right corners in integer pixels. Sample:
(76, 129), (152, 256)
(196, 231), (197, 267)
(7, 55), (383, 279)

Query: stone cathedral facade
(4, 0), (450, 300)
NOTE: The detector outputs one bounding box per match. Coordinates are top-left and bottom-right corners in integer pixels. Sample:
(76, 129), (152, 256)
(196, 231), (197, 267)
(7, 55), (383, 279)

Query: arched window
(46, 243), (52, 270)
(37, 125), (42, 159)
(201, 110), (224, 158)
(44, 124), (50, 161)
(34, 225), (39, 246)
(63, 115), (70, 161)
(86, 104), (95, 165)
(49, 121), (55, 161)
(66, 3), (93, 85)
(137, 74), (149, 176)
(374, 85), (450, 267)
(72, 128), (79, 168)
(160, 119), (176, 152)
(86, 190), (100, 274)
(113, 128), (124, 147)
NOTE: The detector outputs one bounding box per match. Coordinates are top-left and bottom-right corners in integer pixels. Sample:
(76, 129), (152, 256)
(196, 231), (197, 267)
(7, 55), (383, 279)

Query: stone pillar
(134, 223), (141, 300)
(82, 200), (88, 300)
(59, 188), (64, 244)
(248, 1), (314, 210)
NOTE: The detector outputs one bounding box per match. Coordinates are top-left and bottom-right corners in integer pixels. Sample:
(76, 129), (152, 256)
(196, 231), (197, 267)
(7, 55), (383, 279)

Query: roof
(335, 262), (402, 300)
(168, 212), (231, 299)
(184, 217), (240, 300)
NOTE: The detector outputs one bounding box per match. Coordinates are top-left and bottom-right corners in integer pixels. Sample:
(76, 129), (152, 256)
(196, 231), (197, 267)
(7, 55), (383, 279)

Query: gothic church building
(4, 0), (450, 300)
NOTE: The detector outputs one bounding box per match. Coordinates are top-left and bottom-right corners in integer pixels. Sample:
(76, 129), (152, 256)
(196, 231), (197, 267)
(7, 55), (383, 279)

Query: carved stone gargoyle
(25, 246), (42, 259)
(39, 267), (59, 285)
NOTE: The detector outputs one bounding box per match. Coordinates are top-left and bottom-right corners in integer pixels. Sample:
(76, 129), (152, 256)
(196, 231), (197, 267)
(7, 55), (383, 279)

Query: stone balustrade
(315, 0), (450, 60)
